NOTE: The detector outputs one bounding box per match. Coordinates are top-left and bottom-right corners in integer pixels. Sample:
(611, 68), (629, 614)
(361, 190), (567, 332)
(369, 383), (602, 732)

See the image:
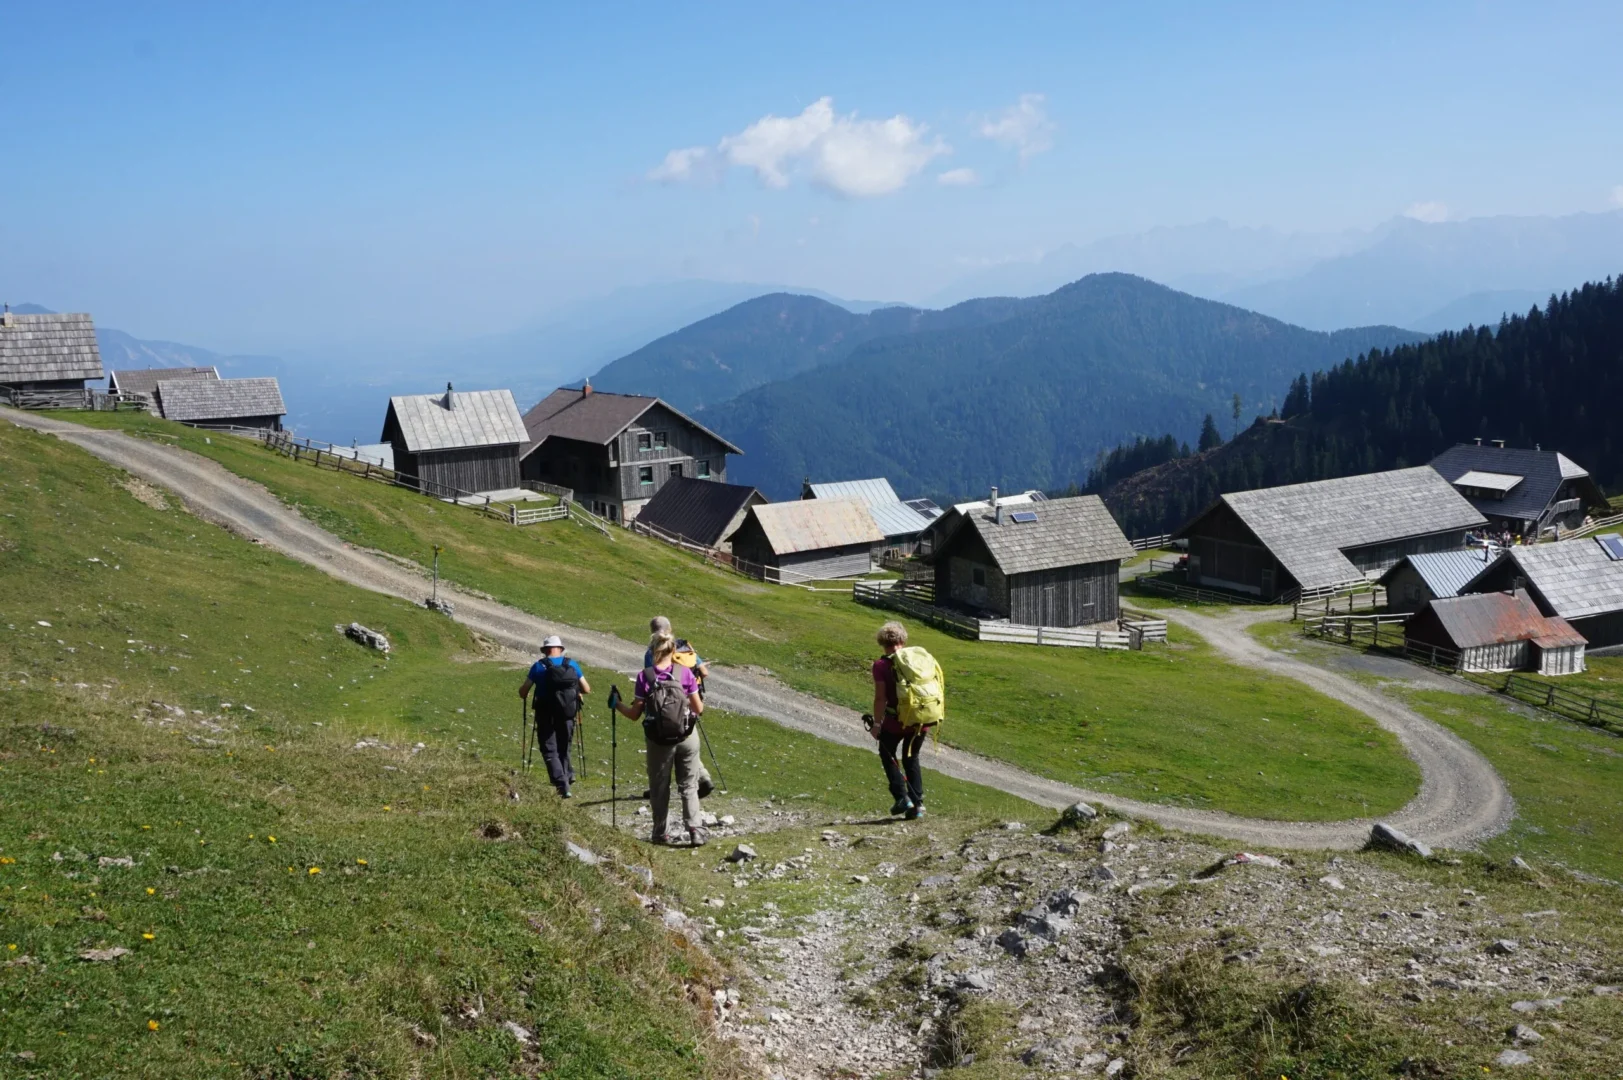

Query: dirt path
(6, 410), (1512, 851)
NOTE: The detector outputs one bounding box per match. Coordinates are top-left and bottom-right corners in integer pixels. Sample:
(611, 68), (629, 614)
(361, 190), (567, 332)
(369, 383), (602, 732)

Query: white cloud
(937, 167), (979, 187)
(651, 97), (947, 198)
(976, 93), (1055, 163)
(648, 146), (714, 184)
(1403, 200), (1451, 223)
(1611, 185), (1623, 207)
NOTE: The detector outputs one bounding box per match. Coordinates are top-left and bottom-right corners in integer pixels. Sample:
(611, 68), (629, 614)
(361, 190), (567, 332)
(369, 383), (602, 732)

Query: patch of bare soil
(121, 476), (172, 511)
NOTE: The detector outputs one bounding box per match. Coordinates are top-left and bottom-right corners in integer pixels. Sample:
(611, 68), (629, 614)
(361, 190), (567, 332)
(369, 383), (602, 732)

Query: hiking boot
(559, 785), (573, 799)
(889, 798), (913, 817)
(905, 804), (925, 821)
(698, 778), (715, 799)
(651, 833), (672, 846)
(688, 826), (709, 848)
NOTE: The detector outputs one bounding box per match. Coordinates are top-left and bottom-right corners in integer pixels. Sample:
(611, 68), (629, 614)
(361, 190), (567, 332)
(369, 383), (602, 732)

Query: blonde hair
(876, 621), (908, 649)
(648, 631), (676, 665)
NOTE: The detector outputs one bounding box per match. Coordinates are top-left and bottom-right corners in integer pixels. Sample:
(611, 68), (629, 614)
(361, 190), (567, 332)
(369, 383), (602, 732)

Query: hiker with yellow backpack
(866, 620), (944, 820)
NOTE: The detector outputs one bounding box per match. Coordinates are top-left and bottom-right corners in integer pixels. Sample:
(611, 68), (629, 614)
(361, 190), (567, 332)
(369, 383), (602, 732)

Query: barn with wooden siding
(155, 377), (286, 431)
(729, 498), (884, 583)
(382, 384), (527, 496)
(0, 310), (104, 394)
(1462, 534), (1623, 649)
(519, 384), (741, 524)
(1173, 467), (1487, 600)
(1405, 590), (1588, 675)
(929, 494), (1135, 627)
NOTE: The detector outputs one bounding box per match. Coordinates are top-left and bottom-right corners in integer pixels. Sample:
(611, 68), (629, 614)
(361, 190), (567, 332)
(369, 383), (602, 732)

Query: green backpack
(892, 646), (945, 733)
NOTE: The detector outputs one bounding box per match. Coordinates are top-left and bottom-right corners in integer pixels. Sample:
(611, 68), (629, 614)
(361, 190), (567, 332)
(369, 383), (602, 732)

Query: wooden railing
(1129, 533), (1173, 551)
(2, 387), (149, 412)
(851, 580), (1133, 649)
(1568, 512), (1623, 539)
(1292, 586), (1387, 621)
(1130, 574), (1265, 606)
(1282, 578), (1379, 607)
(1501, 675), (1623, 734)
(511, 504), (568, 525)
(522, 480), (575, 502)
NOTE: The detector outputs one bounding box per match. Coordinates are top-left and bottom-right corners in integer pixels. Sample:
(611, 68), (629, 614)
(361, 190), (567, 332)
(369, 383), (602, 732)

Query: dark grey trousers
(645, 730), (702, 839)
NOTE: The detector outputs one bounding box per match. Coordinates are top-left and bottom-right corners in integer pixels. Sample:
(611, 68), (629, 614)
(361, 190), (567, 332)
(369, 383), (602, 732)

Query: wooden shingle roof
(387, 388), (527, 453)
(520, 387), (743, 456)
(1430, 444), (1607, 522)
(747, 498), (884, 556)
(0, 312), (104, 383)
(946, 494), (1134, 575)
(156, 377), (286, 422)
(1467, 536), (1623, 621)
(109, 366), (219, 396)
(1190, 467), (1488, 588)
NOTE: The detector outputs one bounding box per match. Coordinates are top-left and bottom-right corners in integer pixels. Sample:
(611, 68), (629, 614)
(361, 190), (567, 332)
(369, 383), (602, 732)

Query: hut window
(697, 459), (711, 477)
(972, 567), (986, 587)
(669, 462), (684, 479)
(639, 466), (654, 485)
(654, 431), (669, 449)
(637, 433), (652, 451)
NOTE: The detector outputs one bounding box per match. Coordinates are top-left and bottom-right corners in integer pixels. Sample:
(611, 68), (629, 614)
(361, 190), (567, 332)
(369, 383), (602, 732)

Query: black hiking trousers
(878, 728), (926, 807)
(536, 712), (576, 790)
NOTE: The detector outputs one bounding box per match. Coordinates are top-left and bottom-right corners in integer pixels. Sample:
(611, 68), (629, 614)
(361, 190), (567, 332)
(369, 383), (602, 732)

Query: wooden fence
(1292, 586), (1387, 621)
(1501, 675), (1623, 734)
(629, 517), (831, 587)
(1129, 533), (1173, 551)
(1, 387), (149, 412)
(852, 580), (1133, 649)
(1131, 573), (1265, 606)
(1569, 512), (1623, 539)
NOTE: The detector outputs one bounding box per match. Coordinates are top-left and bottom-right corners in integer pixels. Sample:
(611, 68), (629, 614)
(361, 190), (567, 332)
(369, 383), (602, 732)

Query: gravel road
(6, 409), (1514, 851)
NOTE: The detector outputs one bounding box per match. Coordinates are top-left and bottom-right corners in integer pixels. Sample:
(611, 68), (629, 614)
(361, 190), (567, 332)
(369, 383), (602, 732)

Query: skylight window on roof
(1008, 511), (1039, 523)
(1598, 533), (1623, 562)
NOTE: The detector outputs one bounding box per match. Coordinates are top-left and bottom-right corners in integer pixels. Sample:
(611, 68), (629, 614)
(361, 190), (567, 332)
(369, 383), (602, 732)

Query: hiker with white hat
(518, 635), (590, 798)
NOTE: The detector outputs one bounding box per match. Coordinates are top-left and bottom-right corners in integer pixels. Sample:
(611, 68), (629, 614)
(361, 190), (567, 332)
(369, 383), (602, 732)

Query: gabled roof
(746, 498), (884, 555)
(1430, 443), (1607, 522)
(1181, 467), (1487, 589)
(635, 477), (764, 548)
(939, 494), (1134, 575)
(156, 377), (286, 422)
(1422, 591), (1587, 650)
(110, 366), (219, 396)
(1465, 537), (1623, 621)
(0, 312), (104, 383)
(803, 478), (935, 538)
(1379, 548), (1499, 599)
(520, 387), (742, 457)
(387, 388), (526, 453)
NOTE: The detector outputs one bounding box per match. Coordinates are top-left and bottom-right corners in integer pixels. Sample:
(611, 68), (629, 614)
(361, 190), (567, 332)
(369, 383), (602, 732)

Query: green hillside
(1098, 275), (1623, 536)
(705, 274), (1421, 501)
(590, 292), (1033, 412)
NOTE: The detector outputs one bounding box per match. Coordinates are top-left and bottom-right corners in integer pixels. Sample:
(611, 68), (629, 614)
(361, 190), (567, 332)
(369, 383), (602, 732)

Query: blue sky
(3, 2), (1621, 351)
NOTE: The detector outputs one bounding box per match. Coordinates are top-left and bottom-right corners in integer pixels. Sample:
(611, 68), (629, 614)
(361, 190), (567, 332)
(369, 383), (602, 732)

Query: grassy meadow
(60, 411), (1422, 824)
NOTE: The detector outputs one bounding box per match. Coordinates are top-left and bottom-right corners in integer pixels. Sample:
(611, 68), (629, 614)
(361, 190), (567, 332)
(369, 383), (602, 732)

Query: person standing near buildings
(616, 631), (708, 846)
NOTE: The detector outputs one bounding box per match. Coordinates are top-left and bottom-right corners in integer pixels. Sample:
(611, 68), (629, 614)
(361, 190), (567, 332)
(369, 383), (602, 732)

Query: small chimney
(1473, 436), (1482, 446)
(990, 485), (1001, 525)
(1, 303), (11, 328)
(1492, 439), (1506, 449)
(442, 382), (455, 410)
(1535, 443), (1541, 451)
(582, 379), (593, 398)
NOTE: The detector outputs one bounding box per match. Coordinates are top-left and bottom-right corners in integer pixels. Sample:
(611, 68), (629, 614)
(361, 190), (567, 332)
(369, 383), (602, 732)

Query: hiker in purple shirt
(614, 632), (708, 846)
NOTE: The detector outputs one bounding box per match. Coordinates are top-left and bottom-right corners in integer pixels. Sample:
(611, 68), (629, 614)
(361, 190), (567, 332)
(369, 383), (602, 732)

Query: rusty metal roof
(1423, 590), (1587, 649)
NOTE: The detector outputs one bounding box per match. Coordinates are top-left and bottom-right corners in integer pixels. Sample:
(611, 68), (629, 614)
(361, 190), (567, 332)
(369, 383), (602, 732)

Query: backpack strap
(642, 666), (661, 693)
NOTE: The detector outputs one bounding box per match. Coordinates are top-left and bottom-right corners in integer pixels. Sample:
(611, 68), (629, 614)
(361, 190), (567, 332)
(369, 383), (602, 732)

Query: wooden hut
(801, 477), (941, 557)
(1378, 548), (1500, 613)
(729, 498), (884, 583)
(634, 476), (765, 551)
(929, 494), (1134, 627)
(382, 384), (527, 496)
(108, 365), (219, 400)
(155, 377), (286, 431)
(1405, 591), (1587, 675)
(1173, 467), (1486, 600)
(1462, 533), (1623, 649)
(0, 309), (104, 396)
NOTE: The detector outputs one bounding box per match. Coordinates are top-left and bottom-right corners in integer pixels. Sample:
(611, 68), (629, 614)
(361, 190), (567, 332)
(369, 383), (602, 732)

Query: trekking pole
(519, 697), (530, 769)
(575, 708), (587, 780)
(696, 718), (728, 795)
(608, 685), (621, 831)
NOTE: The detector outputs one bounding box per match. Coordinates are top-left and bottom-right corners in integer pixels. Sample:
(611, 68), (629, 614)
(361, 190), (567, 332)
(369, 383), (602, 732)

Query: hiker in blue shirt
(646, 616), (713, 798)
(518, 635), (590, 798)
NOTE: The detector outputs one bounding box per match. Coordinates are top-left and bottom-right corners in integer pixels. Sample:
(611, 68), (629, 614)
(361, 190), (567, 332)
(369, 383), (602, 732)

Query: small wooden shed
(382, 384), (527, 496)
(1405, 591), (1587, 675)
(0, 310), (104, 394)
(929, 494), (1135, 627)
(729, 498), (884, 583)
(155, 376), (286, 431)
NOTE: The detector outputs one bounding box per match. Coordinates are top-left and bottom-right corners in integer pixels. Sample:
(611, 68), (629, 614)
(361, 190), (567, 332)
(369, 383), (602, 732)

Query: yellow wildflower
(6, 944), (15, 951)
(146, 887), (156, 895)
(268, 836), (277, 843)
(382, 805), (391, 811)
(308, 867), (321, 875)
(356, 858), (368, 865)
(143, 932), (155, 941)
(141, 825), (151, 830)
(148, 1020), (160, 1031)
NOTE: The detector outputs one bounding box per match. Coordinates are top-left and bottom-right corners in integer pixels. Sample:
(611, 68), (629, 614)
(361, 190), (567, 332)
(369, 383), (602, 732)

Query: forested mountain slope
(590, 292), (1034, 411)
(1098, 277), (1623, 537)
(704, 274), (1420, 500)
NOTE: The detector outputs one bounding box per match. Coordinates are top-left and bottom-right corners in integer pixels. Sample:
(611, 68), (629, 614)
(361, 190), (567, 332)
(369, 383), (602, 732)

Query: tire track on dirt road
(5, 409), (1513, 851)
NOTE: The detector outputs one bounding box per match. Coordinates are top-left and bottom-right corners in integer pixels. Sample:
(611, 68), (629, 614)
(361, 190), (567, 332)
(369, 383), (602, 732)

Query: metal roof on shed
(804, 478), (937, 539)
(1190, 467), (1487, 589)
(156, 377), (286, 421)
(0, 312), (104, 383)
(387, 388), (527, 453)
(746, 498), (884, 556)
(943, 494), (1134, 576)
(1424, 591), (1587, 649)
(1379, 549), (1499, 599)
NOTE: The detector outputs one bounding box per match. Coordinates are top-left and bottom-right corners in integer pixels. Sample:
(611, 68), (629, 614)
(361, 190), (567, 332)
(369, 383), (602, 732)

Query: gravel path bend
(7, 410), (1513, 851)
